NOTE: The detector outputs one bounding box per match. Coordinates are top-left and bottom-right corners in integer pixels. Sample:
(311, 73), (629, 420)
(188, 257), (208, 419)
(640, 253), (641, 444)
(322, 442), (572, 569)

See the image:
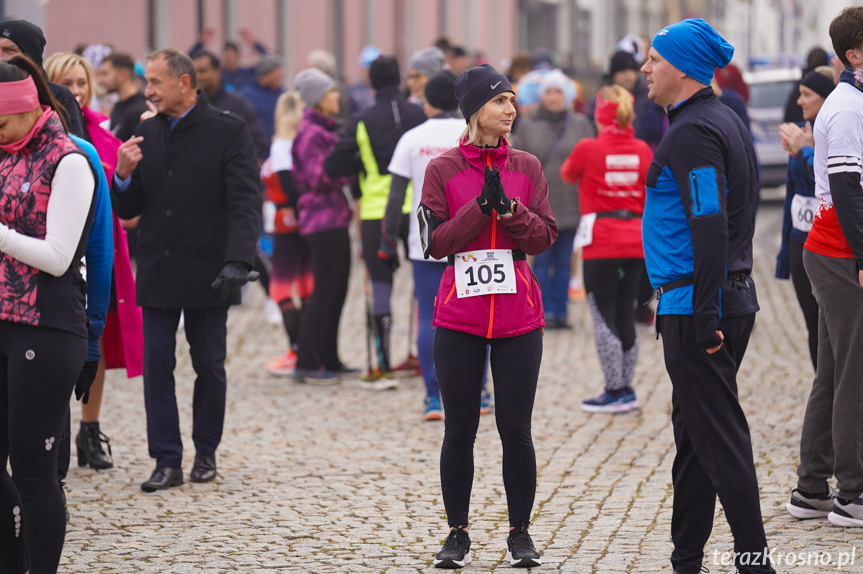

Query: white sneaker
(828, 497), (863, 527)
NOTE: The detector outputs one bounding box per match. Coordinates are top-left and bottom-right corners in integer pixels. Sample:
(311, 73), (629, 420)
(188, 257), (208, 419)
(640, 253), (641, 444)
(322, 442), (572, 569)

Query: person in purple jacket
(291, 68), (357, 382)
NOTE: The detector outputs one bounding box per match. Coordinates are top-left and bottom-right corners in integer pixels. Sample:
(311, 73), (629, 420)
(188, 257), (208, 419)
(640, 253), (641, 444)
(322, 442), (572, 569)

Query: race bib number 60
(454, 249), (518, 298)
(791, 194), (819, 233)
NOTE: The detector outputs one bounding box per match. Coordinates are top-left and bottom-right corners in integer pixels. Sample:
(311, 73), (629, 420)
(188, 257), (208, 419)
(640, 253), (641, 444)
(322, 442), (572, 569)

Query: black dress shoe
(190, 453), (217, 483)
(141, 466), (184, 492)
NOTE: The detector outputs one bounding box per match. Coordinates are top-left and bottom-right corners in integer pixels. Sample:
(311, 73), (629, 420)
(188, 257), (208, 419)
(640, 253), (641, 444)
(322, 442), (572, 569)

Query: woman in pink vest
(418, 65), (557, 569)
(0, 55), (96, 574)
(45, 52), (144, 470)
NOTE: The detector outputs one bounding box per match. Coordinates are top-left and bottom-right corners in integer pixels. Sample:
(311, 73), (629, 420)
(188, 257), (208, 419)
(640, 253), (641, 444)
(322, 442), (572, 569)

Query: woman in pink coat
(46, 52), (143, 470)
(418, 65), (557, 569)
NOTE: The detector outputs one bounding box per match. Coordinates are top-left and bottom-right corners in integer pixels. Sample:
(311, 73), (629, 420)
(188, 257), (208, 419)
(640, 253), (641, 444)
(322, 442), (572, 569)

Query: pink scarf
(0, 107), (55, 154)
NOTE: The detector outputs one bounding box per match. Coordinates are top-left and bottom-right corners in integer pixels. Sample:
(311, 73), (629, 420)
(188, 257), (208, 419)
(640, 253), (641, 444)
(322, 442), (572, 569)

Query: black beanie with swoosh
(453, 64), (514, 123)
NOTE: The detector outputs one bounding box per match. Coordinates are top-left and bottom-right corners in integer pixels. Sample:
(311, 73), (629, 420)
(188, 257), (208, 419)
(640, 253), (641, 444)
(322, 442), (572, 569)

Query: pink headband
(0, 77), (39, 115)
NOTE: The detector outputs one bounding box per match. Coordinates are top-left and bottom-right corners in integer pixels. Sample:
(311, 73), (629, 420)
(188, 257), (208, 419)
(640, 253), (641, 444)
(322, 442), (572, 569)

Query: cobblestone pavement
(60, 203), (860, 573)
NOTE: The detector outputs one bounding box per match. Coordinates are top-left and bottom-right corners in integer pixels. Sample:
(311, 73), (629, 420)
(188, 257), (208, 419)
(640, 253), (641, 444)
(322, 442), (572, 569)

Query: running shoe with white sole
(785, 486), (837, 519)
(506, 522), (541, 567)
(581, 388), (639, 413)
(434, 526), (471, 569)
(828, 496), (863, 527)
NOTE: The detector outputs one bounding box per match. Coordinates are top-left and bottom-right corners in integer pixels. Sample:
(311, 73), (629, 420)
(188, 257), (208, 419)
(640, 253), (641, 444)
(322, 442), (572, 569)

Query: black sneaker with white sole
(828, 496), (863, 527)
(435, 525), (471, 569)
(506, 522), (541, 567)
(786, 486), (837, 519)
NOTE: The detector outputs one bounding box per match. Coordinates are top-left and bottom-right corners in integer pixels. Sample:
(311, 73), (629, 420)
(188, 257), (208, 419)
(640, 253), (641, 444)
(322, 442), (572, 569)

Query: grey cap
(408, 47), (445, 78)
(293, 68), (335, 106)
(256, 54), (283, 78)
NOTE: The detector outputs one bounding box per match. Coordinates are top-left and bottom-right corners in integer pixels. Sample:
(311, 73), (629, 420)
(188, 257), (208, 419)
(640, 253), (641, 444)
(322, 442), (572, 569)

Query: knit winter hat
(609, 51), (639, 76)
(408, 47), (445, 78)
(293, 68), (335, 106)
(453, 64), (514, 122)
(651, 18), (734, 86)
(540, 69), (569, 95)
(800, 69), (835, 100)
(256, 54), (283, 78)
(0, 20), (46, 66)
(359, 45), (381, 68)
(424, 70), (459, 111)
(369, 55), (400, 90)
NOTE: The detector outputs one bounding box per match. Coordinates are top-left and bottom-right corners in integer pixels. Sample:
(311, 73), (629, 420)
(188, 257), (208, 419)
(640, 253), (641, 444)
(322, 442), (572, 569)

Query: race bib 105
(454, 249), (518, 298)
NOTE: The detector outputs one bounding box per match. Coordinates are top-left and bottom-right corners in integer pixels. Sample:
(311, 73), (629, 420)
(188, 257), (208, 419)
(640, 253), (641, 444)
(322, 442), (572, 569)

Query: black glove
(75, 360), (100, 404)
(211, 262), (260, 301)
(491, 166), (512, 215)
(377, 236), (399, 271)
(477, 165), (499, 215)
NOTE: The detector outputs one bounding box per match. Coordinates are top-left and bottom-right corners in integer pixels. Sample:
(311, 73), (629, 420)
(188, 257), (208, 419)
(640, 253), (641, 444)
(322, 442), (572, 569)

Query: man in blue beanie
(640, 19), (776, 574)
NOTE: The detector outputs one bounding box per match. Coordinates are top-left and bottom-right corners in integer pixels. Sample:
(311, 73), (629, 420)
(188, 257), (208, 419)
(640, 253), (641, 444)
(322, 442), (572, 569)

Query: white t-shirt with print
(269, 138), (294, 172)
(388, 118), (464, 261)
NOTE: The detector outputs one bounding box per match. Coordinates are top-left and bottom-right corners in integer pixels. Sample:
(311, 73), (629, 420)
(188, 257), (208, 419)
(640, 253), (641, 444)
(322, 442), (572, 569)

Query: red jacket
(560, 125), (652, 260)
(422, 139), (558, 338)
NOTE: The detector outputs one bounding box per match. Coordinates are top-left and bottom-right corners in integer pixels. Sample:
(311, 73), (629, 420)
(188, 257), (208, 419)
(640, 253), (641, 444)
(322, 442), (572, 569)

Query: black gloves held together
(211, 262), (260, 301)
(477, 165), (512, 216)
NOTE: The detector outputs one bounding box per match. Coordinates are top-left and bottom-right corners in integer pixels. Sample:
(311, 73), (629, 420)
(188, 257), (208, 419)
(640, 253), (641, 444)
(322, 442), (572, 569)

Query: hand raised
(116, 136), (144, 180)
(140, 100), (158, 123)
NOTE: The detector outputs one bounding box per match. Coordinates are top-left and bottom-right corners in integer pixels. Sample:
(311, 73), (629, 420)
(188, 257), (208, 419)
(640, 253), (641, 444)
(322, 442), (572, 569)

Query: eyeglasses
(405, 72), (424, 81)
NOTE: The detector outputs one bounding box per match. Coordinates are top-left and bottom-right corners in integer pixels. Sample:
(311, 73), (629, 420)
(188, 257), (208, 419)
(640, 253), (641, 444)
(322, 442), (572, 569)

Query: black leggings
(0, 322), (86, 574)
(297, 228), (351, 371)
(789, 239), (818, 370)
(583, 258), (644, 392)
(434, 327), (542, 527)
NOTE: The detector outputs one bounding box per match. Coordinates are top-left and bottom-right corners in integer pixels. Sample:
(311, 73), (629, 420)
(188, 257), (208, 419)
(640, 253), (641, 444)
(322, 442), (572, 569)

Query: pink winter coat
(422, 139), (558, 338)
(84, 106), (144, 377)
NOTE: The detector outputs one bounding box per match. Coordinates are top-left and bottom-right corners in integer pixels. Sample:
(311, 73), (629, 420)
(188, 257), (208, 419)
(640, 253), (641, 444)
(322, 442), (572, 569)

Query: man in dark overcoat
(111, 48), (261, 492)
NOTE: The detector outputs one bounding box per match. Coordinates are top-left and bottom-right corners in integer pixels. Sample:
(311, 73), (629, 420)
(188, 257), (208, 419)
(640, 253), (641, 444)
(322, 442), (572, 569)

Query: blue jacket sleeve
(667, 124), (727, 351)
(72, 136), (115, 361)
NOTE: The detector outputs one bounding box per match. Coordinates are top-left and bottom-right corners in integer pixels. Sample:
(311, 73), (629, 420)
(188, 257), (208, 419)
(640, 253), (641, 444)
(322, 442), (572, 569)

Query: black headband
(800, 71), (835, 100)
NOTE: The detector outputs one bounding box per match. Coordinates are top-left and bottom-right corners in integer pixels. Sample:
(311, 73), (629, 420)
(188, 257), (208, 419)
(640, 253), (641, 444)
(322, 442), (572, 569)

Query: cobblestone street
(60, 203), (859, 573)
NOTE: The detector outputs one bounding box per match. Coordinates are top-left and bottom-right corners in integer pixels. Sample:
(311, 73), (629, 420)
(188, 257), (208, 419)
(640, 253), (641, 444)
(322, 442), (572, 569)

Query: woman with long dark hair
(0, 54), (96, 574)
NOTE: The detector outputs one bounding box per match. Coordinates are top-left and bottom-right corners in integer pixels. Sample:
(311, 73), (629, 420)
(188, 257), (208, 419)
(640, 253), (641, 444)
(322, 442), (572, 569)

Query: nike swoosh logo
(491, 81), (502, 89)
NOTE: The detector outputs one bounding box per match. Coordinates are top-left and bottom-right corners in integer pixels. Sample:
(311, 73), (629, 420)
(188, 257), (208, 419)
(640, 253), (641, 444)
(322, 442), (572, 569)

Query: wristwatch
(500, 200), (517, 218)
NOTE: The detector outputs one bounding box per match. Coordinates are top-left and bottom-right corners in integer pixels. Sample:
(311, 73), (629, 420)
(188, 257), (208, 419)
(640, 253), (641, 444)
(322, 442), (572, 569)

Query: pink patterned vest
(0, 115), (94, 336)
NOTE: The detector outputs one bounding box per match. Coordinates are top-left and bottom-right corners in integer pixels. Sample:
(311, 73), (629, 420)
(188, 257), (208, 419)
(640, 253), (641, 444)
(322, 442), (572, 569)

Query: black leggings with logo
(434, 326), (543, 527)
(0, 322), (85, 574)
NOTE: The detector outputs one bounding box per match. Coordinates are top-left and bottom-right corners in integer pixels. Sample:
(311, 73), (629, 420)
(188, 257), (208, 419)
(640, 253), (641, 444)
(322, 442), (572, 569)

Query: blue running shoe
(424, 396), (443, 421)
(480, 389), (495, 415)
(581, 388), (639, 413)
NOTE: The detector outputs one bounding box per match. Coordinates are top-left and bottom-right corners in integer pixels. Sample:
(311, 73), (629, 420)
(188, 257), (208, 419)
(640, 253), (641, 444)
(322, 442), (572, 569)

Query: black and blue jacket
(776, 130), (815, 279)
(643, 87), (760, 350)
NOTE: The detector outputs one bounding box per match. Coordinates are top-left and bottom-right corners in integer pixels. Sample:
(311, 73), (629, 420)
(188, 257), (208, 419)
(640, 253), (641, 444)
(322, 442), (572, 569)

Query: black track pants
(434, 327), (542, 527)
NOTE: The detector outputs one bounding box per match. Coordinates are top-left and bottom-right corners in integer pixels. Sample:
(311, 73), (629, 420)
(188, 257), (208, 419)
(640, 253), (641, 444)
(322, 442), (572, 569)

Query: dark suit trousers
(142, 307), (228, 468)
(660, 313), (774, 574)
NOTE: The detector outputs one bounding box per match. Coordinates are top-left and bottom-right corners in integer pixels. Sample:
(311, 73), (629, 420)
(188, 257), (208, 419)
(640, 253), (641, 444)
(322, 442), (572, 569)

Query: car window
(748, 81), (797, 108)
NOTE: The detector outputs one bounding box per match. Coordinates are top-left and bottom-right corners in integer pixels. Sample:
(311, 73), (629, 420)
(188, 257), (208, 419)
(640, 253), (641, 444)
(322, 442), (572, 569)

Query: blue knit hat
(651, 18), (734, 86)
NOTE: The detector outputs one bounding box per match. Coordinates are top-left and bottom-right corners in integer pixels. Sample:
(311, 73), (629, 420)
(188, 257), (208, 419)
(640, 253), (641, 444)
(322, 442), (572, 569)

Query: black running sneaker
(506, 523), (542, 567)
(435, 525), (471, 569)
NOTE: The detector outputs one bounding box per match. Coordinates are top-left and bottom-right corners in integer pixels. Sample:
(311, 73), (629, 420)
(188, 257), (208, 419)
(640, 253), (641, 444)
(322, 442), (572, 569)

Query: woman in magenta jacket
(418, 65), (557, 569)
(45, 52), (144, 470)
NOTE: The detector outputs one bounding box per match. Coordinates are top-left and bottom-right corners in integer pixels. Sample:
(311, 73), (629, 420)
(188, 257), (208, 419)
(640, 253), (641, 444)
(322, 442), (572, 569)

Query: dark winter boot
(76, 421), (113, 470)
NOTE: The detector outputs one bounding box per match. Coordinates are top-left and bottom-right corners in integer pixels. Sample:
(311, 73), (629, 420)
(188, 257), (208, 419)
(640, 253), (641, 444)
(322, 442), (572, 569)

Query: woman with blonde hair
(419, 64), (557, 568)
(561, 84), (653, 413)
(45, 51), (143, 469)
(261, 91), (314, 375)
